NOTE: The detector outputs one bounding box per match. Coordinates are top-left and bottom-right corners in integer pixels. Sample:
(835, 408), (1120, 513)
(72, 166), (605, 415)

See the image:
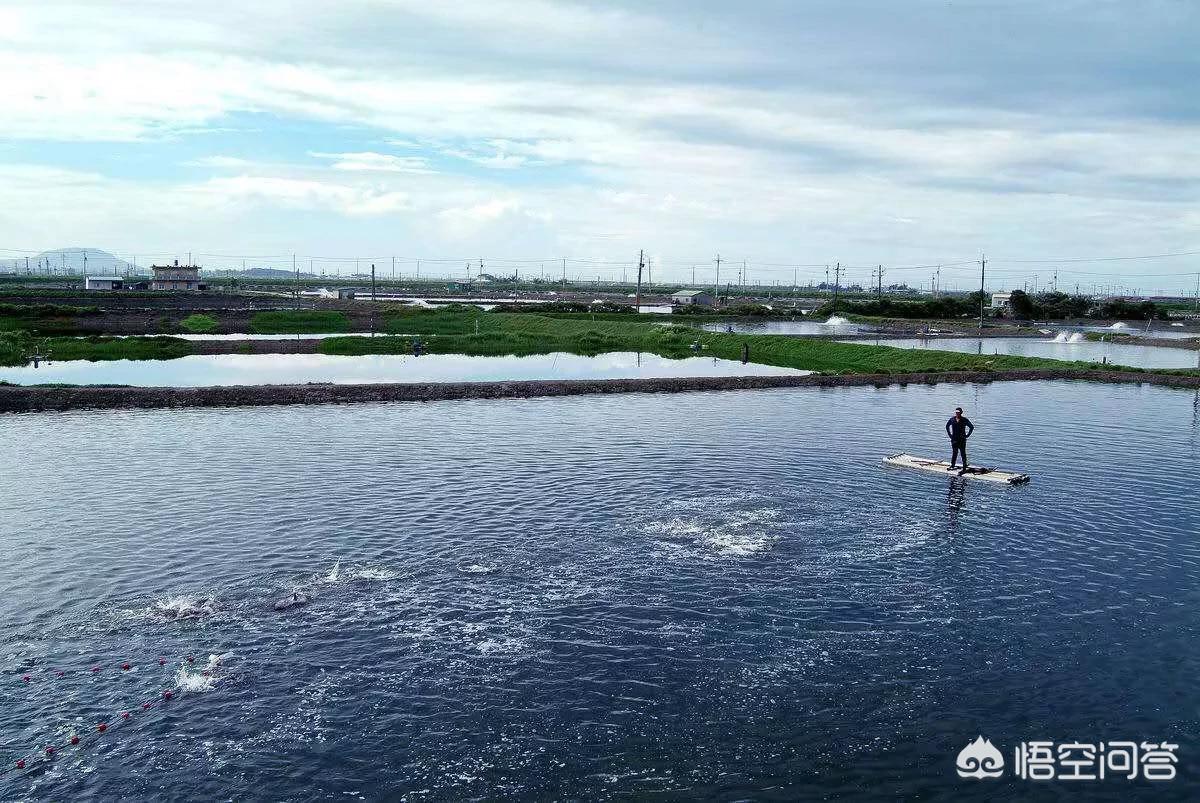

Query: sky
(1, 0), (1198, 293)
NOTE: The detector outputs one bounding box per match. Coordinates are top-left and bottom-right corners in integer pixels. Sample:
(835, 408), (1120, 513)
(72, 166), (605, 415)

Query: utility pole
(562, 258), (566, 286)
(391, 256), (395, 279)
(371, 263), (377, 302)
(877, 264), (884, 300)
(635, 249), (644, 310)
(714, 253), (722, 305)
(692, 265), (696, 285)
(978, 253), (987, 331)
(293, 253), (299, 309)
(833, 262), (842, 310)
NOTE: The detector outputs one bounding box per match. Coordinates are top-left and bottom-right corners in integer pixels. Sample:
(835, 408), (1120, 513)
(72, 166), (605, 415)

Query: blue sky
(0, 0), (1198, 292)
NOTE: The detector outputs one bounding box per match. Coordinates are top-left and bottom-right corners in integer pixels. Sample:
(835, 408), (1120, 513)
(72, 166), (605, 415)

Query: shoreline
(1, 368), (1196, 413)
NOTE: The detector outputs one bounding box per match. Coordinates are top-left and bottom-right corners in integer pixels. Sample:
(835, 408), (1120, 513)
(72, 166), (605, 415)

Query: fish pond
(0, 381), (1197, 800)
(847, 336), (1200, 370)
(694, 316), (865, 335)
(0, 351), (808, 387)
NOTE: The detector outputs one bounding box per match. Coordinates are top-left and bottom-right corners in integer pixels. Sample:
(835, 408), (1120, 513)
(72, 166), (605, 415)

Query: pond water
(696, 317), (864, 335)
(0, 381), (1196, 800)
(170, 333), (379, 341)
(1070, 323), (1200, 339)
(849, 337), (1200, 369)
(353, 296), (675, 314)
(0, 351), (808, 387)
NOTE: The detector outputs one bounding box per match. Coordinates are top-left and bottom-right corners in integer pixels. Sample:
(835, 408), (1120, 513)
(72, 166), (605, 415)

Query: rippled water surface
(1, 382), (1198, 800)
(0, 351), (807, 387)
(851, 337), (1200, 369)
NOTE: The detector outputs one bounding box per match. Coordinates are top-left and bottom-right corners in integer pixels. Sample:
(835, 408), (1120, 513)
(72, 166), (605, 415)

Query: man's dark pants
(951, 438), (968, 468)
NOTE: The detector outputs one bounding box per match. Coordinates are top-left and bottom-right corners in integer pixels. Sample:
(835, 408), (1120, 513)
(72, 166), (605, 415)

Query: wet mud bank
(1, 369), (1196, 412)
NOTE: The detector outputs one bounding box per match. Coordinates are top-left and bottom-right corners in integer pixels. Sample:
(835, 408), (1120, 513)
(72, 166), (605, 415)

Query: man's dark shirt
(946, 416), (974, 442)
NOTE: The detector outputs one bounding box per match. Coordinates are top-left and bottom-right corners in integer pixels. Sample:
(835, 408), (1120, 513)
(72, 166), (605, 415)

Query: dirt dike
(1, 369), (1196, 413)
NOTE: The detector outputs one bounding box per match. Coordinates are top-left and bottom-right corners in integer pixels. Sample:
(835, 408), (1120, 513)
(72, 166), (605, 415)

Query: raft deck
(884, 453), (1031, 485)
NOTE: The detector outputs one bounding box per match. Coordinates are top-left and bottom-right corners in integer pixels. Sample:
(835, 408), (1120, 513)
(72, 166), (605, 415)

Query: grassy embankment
(180, 314), (218, 333)
(3, 307), (1197, 378)
(0, 302), (103, 334)
(323, 307), (1200, 377)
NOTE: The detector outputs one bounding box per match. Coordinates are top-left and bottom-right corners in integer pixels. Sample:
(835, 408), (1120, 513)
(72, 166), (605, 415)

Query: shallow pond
(0, 381), (1196, 799)
(697, 317), (864, 335)
(0, 351), (808, 387)
(849, 336), (1200, 369)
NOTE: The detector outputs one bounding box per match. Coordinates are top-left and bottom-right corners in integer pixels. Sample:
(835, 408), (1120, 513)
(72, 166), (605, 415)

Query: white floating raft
(884, 453), (1031, 485)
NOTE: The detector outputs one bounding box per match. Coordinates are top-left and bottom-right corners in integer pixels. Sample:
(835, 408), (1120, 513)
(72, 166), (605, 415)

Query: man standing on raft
(946, 407), (974, 472)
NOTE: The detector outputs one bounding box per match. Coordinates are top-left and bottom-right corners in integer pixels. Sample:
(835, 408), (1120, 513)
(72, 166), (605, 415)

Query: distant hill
(0, 247), (136, 276)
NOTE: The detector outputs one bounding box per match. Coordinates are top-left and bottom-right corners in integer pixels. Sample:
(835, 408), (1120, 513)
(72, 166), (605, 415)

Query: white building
(85, 276), (124, 291)
(990, 292), (1013, 308)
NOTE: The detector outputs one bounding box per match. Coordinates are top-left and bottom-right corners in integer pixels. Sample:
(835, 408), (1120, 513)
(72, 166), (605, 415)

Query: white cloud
(308, 151), (433, 174)
(191, 175), (412, 216)
(183, 156), (254, 168)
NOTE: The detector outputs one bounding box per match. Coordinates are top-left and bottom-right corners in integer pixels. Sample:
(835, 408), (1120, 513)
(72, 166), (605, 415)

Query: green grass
(180, 313), (219, 333)
(44, 336), (193, 362)
(250, 310), (350, 334)
(0, 330), (33, 365)
(320, 311), (1200, 378)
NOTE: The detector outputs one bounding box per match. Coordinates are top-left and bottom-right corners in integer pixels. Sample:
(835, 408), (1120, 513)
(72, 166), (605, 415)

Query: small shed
(672, 289), (715, 307)
(990, 292), (1013, 309)
(85, 276), (124, 291)
(337, 287), (357, 300)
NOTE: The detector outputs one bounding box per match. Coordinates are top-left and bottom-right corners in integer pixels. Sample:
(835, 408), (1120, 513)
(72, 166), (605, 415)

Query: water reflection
(845, 337), (1200, 369)
(946, 477), (967, 532)
(0, 351), (811, 387)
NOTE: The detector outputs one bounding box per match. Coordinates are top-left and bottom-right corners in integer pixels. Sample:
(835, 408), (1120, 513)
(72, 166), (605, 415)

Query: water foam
(823, 315), (852, 326)
(1052, 331), (1085, 343)
(150, 594), (219, 621)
